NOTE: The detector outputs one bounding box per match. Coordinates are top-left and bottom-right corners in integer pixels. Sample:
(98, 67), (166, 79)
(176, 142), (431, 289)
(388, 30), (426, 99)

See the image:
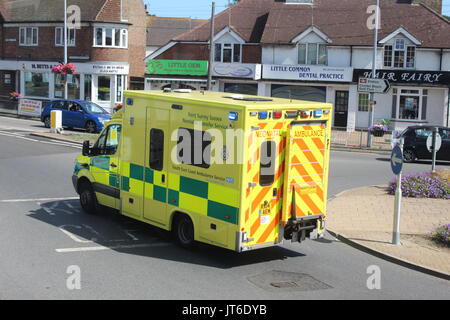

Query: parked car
(400, 126), (450, 163)
(41, 100), (111, 133)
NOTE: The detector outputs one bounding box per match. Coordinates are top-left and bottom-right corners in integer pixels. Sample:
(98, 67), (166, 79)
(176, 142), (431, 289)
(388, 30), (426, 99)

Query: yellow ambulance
(72, 90), (332, 252)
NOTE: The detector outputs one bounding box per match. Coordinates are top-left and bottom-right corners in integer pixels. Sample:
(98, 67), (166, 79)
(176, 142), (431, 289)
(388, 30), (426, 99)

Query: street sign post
(391, 143), (403, 245)
(426, 128), (441, 172)
(358, 77), (390, 94)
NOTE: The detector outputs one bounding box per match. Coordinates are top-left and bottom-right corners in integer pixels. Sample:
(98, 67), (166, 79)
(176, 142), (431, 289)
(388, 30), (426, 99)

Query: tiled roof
(175, 0), (450, 48)
(0, 0), (107, 22)
(147, 17), (207, 46)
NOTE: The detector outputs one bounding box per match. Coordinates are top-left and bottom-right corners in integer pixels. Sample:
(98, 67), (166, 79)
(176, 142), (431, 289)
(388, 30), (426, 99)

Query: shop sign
(147, 60), (208, 76)
(262, 64), (353, 82)
(18, 61), (129, 75)
(18, 99), (42, 117)
(353, 69), (450, 86)
(212, 63), (261, 80)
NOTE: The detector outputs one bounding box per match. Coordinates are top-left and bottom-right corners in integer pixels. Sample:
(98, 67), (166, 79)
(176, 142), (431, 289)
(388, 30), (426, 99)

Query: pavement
(327, 186), (450, 279)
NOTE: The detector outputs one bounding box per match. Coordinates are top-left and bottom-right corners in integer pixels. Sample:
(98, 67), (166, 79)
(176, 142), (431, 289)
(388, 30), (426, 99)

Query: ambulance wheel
(85, 121), (97, 134)
(79, 182), (98, 215)
(174, 214), (195, 248)
(44, 116), (50, 128)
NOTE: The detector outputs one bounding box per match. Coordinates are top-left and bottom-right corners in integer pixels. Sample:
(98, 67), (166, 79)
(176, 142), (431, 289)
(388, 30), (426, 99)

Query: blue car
(41, 100), (111, 133)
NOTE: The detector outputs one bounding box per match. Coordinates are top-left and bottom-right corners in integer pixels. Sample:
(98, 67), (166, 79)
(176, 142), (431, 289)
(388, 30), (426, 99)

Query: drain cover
(248, 270), (332, 292)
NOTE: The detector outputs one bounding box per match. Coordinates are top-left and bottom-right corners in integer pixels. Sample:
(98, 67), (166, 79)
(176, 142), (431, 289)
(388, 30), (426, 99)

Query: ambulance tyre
(44, 117), (50, 128)
(79, 182), (99, 215)
(173, 214), (195, 248)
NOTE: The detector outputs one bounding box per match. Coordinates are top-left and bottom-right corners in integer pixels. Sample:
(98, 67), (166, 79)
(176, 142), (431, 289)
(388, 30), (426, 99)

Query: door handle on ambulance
(110, 163), (117, 168)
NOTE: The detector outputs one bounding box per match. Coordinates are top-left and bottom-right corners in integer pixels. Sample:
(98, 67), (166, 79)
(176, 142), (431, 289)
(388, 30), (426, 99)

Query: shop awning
(146, 78), (215, 84)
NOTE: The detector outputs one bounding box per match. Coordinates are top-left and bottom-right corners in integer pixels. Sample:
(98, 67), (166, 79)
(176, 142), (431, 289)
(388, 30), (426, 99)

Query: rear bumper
(284, 214), (325, 243)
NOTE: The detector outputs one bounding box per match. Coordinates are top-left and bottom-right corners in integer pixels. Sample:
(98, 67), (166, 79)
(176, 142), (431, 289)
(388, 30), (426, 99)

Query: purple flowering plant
(431, 224), (450, 247)
(388, 170), (450, 199)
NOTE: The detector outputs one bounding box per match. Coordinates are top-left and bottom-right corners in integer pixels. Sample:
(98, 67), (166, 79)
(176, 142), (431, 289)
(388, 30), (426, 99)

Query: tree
(227, 0), (240, 7)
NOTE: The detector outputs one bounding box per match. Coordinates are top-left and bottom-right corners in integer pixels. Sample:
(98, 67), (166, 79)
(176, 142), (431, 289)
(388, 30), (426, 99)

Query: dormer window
(298, 43), (327, 65)
(384, 42), (415, 69)
(214, 43), (242, 63)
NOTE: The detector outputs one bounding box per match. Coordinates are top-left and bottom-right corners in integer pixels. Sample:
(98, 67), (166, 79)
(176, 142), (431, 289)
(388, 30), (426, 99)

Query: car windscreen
(83, 102), (108, 114)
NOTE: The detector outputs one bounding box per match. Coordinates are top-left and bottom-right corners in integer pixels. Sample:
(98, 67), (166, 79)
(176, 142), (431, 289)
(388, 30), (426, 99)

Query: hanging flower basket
(369, 124), (388, 137)
(9, 91), (20, 101)
(52, 63), (76, 75)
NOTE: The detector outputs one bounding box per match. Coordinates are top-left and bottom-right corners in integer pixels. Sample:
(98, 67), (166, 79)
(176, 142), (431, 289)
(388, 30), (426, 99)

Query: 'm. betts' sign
(18, 99), (42, 117)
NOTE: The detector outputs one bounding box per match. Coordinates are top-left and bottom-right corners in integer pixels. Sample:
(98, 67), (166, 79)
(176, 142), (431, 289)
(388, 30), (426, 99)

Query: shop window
(214, 43), (242, 63)
(24, 72), (49, 97)
(98, 76), (111, 102)
(392, 89), (427, 121)
(224, 83), (258, 96)
(94, 27), (128, 48)
(358, 93), (369, 112)
(384, 40), (415, 69)
(298, 43), (327, 65)
(3, 73), (12, 85)
(260, 141), (276, 187)
(150, 129), (164, 171)
(55, 27), (76, 46)
(54, 74), (80, 99)
(271, 84), (326, 102)
(177, 128), (211, 168)
(19, 27), (38, 46)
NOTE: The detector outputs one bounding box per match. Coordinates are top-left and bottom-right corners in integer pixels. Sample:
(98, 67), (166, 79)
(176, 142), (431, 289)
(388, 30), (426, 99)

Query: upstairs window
(214, 43), (242, 63)
(384, 39), (415, 69)
(94, 27), (128, 48)
(298, 43), (327, 65)
(19, 27), (38, 46)
(55, 27), (76, 46)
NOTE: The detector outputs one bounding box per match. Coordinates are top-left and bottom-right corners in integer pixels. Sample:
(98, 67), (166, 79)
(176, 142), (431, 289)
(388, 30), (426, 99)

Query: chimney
(412, 0), (442, 14)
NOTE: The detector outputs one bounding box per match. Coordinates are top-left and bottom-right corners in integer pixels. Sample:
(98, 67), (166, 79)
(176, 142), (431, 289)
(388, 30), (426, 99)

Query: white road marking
(55, 243), (170, 253)
(125, 230), (139, 241)
(0, 197), (78, 203)
(0, 130), (81, 149)
(59, 225), (93, 243)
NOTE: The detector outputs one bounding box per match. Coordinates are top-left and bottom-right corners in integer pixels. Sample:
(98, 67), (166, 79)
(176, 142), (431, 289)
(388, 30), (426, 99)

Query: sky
(145, 0), (450, 19)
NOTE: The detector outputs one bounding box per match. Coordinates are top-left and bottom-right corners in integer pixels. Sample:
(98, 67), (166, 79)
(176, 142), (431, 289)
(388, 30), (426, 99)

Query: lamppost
(367, 0), (380, 147)
(64, 0), (68, 99)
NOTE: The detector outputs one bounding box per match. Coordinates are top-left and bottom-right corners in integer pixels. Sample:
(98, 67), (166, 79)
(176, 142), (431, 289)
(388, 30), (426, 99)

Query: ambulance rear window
(259, 141), (276, 186)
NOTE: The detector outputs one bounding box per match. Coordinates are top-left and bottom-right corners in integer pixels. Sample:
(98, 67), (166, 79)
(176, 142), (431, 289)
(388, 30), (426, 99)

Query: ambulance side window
(259, 141), (276, 186)
(94, 124), (121, 156)
(150, 129), (164, 171)
(177, 128), (211, 169)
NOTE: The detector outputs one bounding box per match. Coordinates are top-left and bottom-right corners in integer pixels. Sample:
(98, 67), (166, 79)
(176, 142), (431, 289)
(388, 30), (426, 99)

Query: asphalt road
(0, 121), (448, 300)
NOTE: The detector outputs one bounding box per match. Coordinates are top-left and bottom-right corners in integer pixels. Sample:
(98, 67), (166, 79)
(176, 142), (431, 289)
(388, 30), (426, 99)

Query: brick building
(149, 0), (450, 131)
(0, 0), (146, 112)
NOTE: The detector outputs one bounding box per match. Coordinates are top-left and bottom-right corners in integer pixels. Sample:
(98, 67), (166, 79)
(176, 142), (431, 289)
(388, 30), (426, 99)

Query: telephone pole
(207, 2), (216, 91)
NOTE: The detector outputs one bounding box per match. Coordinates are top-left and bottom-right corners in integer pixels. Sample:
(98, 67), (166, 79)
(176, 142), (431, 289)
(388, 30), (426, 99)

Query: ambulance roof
(124, 90), (330, 110)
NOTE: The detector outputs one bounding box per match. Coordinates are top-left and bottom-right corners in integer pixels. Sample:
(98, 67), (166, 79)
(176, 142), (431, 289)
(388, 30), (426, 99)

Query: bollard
(50, 110), (63, 134)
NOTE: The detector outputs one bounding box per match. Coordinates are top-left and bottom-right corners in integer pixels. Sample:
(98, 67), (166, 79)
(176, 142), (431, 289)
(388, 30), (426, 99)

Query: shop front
(353, 69), (450, 131)
(260, 64), (354, 128)
(0, 60), (129, 113)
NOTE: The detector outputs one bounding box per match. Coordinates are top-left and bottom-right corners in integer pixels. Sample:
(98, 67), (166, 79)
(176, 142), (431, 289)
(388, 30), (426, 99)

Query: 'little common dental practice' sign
(262, 64), (353, 82)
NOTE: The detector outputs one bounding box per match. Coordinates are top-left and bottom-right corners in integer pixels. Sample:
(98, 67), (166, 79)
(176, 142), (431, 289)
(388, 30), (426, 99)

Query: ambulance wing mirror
(82, 141), (91, 156)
